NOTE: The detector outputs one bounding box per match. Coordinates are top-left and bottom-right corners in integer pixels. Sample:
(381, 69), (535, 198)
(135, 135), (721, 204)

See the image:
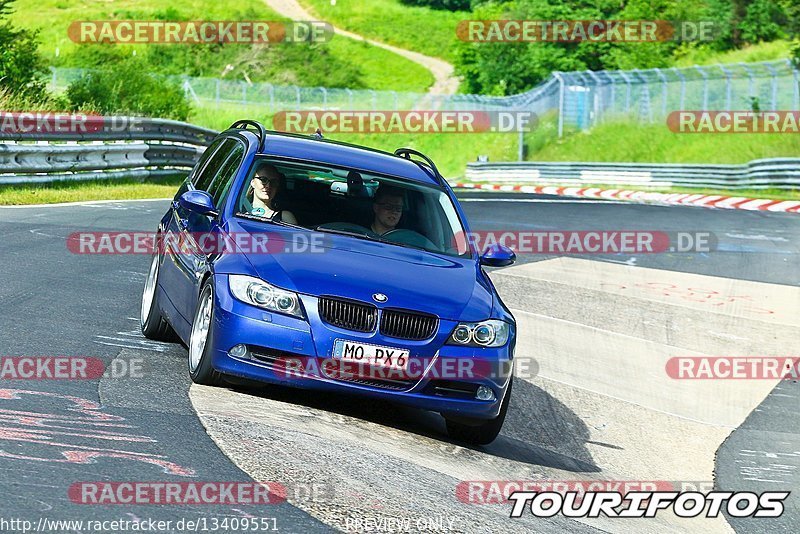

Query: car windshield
(234, 157), (471, 258)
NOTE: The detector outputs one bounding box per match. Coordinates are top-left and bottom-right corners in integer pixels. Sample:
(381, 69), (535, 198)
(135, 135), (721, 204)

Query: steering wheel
(381, 229), (439, 251)
(315, 222), (374, 234)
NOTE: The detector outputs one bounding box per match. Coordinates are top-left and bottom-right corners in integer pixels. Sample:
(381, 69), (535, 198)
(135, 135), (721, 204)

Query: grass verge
(0, 176), (182, 205)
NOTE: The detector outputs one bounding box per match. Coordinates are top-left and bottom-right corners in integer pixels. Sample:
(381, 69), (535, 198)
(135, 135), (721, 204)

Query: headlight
(229, 275), (304, 319)
(446, 320), (511, 348)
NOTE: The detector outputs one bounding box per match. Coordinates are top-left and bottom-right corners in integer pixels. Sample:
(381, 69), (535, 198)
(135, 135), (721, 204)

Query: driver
(370, 185), (404, 235)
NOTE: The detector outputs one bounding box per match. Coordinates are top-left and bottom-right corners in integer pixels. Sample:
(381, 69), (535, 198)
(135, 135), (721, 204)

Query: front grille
(319, 297), (377, 332)
(380, 309), (438, 340)
(325, 372), (415, 391)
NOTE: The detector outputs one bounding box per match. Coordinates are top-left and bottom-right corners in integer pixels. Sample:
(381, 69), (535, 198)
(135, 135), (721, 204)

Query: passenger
(370, 185), (404, 235)
(249, 164), (298, 225)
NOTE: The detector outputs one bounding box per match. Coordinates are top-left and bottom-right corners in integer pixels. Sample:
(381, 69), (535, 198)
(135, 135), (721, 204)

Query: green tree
(739, 0), (786, 43)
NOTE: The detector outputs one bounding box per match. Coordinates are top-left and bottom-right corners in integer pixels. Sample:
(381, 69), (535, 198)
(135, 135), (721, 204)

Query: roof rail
(394, 148), (446, 186)
(230, 120), (330, 151)
(229, 120), (267, 145)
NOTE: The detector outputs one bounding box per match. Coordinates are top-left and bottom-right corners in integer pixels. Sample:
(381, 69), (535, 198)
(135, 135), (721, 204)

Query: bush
(399, 0), (472, 11)
(65, 58), (191, 121)
(0, 0), (49, 102)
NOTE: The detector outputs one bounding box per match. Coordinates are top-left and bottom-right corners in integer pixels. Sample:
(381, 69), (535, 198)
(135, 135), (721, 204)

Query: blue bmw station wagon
(141, 120), (517, 444)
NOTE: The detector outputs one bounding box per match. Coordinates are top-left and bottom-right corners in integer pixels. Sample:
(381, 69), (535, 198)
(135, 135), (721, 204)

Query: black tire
(140, 252), (178, 341)
(444, 377), (513, 445)
(188, 279), (224, 386)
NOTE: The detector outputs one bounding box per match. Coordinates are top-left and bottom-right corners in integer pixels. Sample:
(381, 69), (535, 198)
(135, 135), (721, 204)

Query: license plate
(332, 340), (410, 371)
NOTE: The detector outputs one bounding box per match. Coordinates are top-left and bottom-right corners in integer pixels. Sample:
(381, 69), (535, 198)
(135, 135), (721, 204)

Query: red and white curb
(453, 183), (800, 214)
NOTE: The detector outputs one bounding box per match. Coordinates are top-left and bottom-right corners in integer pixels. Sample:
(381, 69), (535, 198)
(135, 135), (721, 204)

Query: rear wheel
(188, 279), (224, 386)
(444, 378), (513, 445)
(140, 252), (177, 341)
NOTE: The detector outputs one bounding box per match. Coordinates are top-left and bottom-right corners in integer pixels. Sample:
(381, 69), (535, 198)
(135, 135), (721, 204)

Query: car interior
(235, 160), (468, 256)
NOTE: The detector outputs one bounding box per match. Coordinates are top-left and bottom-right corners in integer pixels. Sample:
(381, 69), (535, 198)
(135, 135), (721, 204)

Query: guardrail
(0, 118), (216, 184)
(464, 159), (800, 190)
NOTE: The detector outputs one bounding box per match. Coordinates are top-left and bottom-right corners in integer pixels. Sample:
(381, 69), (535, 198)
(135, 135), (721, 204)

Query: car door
(164, 137), (245, 322)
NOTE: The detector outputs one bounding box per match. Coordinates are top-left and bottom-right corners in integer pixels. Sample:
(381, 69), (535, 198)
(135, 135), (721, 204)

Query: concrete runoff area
(192, 257), (799, 532)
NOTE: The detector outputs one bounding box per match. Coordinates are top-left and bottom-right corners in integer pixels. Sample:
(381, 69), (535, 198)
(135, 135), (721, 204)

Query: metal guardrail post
(694, 65), (708, 109)
(617, 70), (632, 114)
(630, 69), (651, 122)
(739, 62), (755, 103)
(653, 68), (668, 117)
(719, 65), (732, 109)
(765, 63), (778, 109)
(670, 67), (686, 110)
(585, 70), (603, 124)
(553, 72), (565, 137)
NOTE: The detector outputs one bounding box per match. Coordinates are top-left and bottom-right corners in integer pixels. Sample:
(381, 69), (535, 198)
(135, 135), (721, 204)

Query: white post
(553, 72), (565, 137)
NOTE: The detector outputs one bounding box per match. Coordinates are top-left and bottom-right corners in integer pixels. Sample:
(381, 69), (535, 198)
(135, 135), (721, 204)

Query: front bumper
(207, 275), (514, 420)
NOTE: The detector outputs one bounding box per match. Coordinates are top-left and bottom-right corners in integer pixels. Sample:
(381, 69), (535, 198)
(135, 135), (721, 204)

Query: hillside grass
(10, 0), (433, 92)
(528, 119), (800, 164)
(302, 0), (463, 62)
(675, 40), (793, 67)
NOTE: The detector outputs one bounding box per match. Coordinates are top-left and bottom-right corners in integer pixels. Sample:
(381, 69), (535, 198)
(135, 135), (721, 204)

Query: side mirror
(179, 190), (216, 216)
(480, 243), (516, 267)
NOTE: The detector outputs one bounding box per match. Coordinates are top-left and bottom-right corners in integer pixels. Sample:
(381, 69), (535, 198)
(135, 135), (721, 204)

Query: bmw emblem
(372, 293), (388, 303)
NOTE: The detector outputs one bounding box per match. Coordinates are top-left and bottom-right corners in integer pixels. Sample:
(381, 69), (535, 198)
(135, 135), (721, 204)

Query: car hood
(226, 220), (493, 321)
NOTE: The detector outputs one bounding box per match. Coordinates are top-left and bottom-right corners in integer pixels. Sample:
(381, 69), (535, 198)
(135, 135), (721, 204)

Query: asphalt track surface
(0, 192), (797, 533)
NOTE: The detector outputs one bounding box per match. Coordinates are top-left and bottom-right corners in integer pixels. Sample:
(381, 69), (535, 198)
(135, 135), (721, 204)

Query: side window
(190, 138), (225, 187)
(193, 139), (237, 192)
(208, 142), (245, 207)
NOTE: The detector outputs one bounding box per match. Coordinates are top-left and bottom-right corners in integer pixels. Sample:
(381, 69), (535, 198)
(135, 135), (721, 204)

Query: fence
(49, 59), (798, 140)
(463, 159), (800, 190)
(0, 118), (215, 184)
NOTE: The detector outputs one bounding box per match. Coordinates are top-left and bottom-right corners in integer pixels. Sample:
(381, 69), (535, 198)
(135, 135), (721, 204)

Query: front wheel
(444, 377), (513, 445)
(188, 279), (224, 386)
